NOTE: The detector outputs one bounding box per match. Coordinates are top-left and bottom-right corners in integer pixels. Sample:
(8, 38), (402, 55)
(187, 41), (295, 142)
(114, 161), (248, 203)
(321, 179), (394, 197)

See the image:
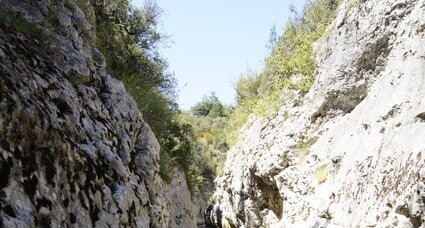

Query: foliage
(235, 74), (260, 104)
(223, 0), (341, 146)
(191, 92), (228, 118)
(160, 119), (202, 192)
(178, 110), (229, 175)
(158, 148), (173, 183)
(260, 0), (341, 96)
(94, 0), (176, 135)
(314, 164), (329, 183)
(266, 24), (278, 52)
(159, 111), (223, 194)
(92, 0), (209, 192)
(183, 93), (231, 195)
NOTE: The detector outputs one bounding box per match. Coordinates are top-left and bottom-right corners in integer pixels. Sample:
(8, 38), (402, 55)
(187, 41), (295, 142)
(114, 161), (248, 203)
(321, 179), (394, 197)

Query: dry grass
(314, 164), (329, 183)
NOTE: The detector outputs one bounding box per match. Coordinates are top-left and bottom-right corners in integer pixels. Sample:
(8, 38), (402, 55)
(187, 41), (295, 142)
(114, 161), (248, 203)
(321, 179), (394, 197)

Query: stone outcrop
(212, 0), (425, 227)
(164, 167), (197, 228)
(0, 0), (195, 227)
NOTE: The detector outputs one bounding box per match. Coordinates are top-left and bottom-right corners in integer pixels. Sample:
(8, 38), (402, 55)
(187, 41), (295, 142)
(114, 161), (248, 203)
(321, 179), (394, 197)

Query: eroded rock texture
(0, 0), (195, 227)
(212, 0), (425, 227)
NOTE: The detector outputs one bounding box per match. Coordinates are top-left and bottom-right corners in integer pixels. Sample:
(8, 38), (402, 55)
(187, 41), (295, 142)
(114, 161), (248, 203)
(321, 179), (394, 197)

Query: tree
(94, 0), (177, 136)
(266, 24), (278, 53)
(191, 92), (226, 118)
(235, 73), (260, 104)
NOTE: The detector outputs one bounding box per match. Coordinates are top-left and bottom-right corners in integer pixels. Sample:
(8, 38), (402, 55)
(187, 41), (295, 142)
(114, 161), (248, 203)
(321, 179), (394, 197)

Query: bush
(92, 0), (213, 196)
(223, 0), (342, 147)
(191, 92), (228, 118)
(260, 0), (341, 96)
(94, 0), (176, 135)
(177, 110), (229, 175)
(235, 74), (260, 104)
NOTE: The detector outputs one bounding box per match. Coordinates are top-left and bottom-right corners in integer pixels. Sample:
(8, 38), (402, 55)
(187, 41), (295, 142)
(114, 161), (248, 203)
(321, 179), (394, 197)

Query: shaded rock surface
(212, 0), (425, 227)
(164, 167), (197, 228)
(0, 0), (195, 227)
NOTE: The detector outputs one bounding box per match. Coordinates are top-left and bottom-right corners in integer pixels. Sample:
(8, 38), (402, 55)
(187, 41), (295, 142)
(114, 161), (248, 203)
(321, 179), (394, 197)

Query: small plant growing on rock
(283, 110), (290, 119)
(295, 136), (319, 157)
(345, 0), (368, 16)
(314, 164), (329, 183)
(206, 192), (216, 205)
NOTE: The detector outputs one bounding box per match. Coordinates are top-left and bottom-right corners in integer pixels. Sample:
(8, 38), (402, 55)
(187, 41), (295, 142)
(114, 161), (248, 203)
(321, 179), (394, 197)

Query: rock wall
(164, 167), (197, 228)
(0, 0), (195, 227)
(212, 0), (425, 227)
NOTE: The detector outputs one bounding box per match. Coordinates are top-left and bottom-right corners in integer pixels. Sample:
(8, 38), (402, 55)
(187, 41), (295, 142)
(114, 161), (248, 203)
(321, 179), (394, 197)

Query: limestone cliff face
(0, 0), (195, 227)
(212, 0), (425, 227)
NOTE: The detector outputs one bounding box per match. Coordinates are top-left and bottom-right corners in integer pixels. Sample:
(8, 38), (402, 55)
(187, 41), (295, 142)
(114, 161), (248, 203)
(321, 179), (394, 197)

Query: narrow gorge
(1, 0), (424, 228)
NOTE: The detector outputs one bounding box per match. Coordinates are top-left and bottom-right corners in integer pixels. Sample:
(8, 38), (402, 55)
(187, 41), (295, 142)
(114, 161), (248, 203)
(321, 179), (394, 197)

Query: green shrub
(158, 149), (173, 183)
(92, 0), (186, 185)
(176, 111), (228, 175)
(235, 74), (260, 103)
(191, 92), (228, 118)
(223, 0), (341, 147)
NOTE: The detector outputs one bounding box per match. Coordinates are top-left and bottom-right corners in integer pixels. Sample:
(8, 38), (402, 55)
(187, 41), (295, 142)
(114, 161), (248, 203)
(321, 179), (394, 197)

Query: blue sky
(131, 0), (306, 109)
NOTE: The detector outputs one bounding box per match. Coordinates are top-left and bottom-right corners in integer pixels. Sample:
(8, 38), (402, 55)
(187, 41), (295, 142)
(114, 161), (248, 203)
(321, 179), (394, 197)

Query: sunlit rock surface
(212, 0), (425, 227)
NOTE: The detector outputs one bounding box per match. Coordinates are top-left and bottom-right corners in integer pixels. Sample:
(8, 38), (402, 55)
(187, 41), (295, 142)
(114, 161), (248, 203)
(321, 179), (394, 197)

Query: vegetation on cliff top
(226, 0), (341, 146)
(92, 0), (203, 191)
(91, 0), (223, 195)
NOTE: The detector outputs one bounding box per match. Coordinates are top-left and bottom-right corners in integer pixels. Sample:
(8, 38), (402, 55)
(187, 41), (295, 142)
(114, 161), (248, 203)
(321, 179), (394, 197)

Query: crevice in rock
(70, 213), (77, 224)
(63, 198), (69, 208)
(20, 148), (38, 178)
(395, 204), (422, 228)
(3, 204), (16, 218)
(51, 97), (72, 116)
(380, 105), (402, 121)
(37, 214), (51, 228)
(89, 204), (100, 227)
(78, 191), (88, 210)
(415, 112), (425, 122)
(356, 35), (391, 76)
(311, 82), (367, 121)
(0, 157), (12, 189)
(249, 169), (283, 220)
(205, 204), (222, 228)
(36, 197), (53, 211)
(41, 148), (57, 187)
(128, 201), (136, 225)
(23, 175), (38, 200)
